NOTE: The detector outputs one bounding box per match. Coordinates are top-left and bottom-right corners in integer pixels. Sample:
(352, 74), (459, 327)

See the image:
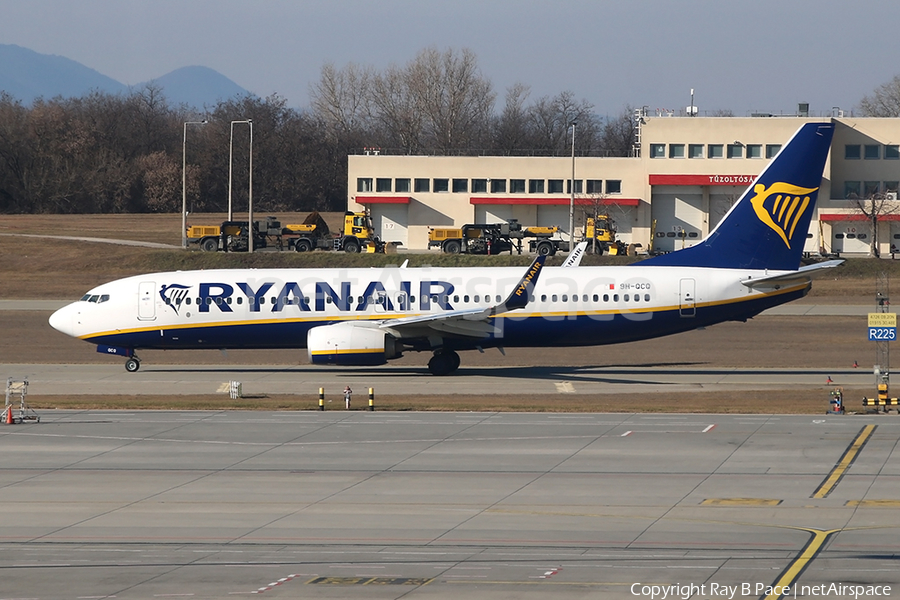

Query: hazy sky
(2, 0), (898, 117)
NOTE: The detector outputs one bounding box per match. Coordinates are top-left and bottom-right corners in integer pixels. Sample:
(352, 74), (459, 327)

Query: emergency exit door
(138, 281), (156, 321)
(679, 278), (696, 317)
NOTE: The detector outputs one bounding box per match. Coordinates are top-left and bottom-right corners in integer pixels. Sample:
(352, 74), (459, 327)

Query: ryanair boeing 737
(50, 122), (839, 375)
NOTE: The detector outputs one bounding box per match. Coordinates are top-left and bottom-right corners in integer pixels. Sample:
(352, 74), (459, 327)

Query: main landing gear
(428, 350), (460, 376)
(124, 355), (141, 373)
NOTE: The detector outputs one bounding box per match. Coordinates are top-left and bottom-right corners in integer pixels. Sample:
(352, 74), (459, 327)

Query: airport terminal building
(347, 115), (900, 255)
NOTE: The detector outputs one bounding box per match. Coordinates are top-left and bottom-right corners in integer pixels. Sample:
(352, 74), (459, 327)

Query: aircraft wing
(741, 259), (844, 289)
(379, 254), (547, 339)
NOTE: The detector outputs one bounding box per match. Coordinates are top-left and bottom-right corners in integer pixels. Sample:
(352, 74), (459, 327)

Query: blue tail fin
(640, 122), (834, 270)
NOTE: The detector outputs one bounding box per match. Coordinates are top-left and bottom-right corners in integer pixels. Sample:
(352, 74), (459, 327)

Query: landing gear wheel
(124, 358), (141, 373)
(428, 350), (460, 376)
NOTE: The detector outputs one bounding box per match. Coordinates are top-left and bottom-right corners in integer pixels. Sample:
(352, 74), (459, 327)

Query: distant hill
(0, 44), (126, 102)
(141, 66), (249, 108)
(0, 44), (250, 108)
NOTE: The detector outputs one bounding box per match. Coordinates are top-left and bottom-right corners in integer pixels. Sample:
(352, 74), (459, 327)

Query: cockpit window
(99, 294), (110, 303)
(80, 294), (91, 301)
(81, 294), (111, 304)
(88, 295), (100, 303)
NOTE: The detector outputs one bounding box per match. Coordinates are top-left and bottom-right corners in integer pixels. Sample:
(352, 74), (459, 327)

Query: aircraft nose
(49, 304), (77, 337)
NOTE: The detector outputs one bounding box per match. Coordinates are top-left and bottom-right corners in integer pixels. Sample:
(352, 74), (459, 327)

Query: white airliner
(50, 122), (839, 375)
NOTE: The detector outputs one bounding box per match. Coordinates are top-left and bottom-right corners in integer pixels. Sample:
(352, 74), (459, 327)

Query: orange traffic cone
(826, 376), (833, 384)
(853, 361), (859, 368)
(5, 407), (12, 425)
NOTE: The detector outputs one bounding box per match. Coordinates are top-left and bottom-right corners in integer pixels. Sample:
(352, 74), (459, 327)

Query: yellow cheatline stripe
(80, 283), (809, 341)
(763, 528), (840, 600)
(845, 499), (900, 507)
(701, 498), (782, 506)
(812, 424), (877, 499)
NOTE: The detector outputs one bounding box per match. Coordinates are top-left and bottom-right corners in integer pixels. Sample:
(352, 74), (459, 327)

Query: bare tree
(370, 62), (426, 153)
(493, 83), (532, 154)
(854, 192), (900, 257)
(527, 91), (600, 154)
(407, 47), (495, 153)
(309, 62), (374, 137)
(600, 106), (637, 157)
(859, 75), (900, 117)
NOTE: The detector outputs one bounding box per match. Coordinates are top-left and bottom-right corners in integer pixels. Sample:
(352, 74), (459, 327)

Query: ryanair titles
(161, 280), (457, 314)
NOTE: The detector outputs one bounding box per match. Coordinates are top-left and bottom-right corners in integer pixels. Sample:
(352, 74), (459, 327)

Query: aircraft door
(679, 278), (696, 317)
(138, 281), (157, 321)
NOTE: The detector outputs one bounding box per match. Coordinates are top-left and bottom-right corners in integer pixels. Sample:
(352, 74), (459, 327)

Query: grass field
(0, 212), (888, 299)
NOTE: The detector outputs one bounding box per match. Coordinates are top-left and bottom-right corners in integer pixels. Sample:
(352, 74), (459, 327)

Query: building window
(490, 179), (507, 193)
(650, 144), (666, 158)
(668, 144), (685, 159)
(746, 144), (762, 158)
(548, 179), (564, 193)
(472, 178), (487, 193)
(606, 180), (622, 194)
(433, 178), (449, 192)
(885, 145), (900, 160)
(510, 179), (526, 193)
(395, 178), (410, 193)
(727, 144), (743, 158)
(688, 144), (704, 158)
(865, 144), (881, 159)
(885, 181), (899, 193)
(357, 178), (373, 192)
(844, 181), (861, 198)
(452, 178), (468, 193)
(414, 178), (430, 193)
(529, 179), (545, 193)
(376, 178), (392, 192)
(845, 145), (861, 160)
(865, 181), (881, 197)
(586, 179), (603, 194)
(766, 144), (781, 158)
(566, 180), (583, 194)
(708, 144), (723, 159)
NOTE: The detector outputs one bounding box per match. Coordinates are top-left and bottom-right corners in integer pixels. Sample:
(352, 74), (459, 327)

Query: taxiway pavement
(0, 362), (875, 397)
(1, 411), (898, 599)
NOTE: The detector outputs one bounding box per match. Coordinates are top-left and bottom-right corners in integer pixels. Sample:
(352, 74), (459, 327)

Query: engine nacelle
(307, 322), (399, 366)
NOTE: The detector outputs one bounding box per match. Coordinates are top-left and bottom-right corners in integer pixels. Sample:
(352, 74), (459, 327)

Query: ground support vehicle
(428, 220), (568, 256)
(187, 211), (391, 254)
(186, 220), (268, 252)
(583, 216), (628, 255)
(283, 211), (388, 254)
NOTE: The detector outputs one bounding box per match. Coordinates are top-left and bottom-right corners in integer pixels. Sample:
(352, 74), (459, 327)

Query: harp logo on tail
(750, 182), (818, 249)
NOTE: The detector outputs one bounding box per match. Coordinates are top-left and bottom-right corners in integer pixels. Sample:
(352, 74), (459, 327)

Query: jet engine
(307, 322), (401, 366)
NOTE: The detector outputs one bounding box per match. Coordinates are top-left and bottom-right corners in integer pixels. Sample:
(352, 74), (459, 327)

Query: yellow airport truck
(186, 211), (390, 253)
(428, 220), (567, 256)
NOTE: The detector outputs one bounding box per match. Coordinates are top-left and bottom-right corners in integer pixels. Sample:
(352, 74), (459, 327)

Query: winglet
(497, 254), (546, 312)
(561, 241), (588, 267)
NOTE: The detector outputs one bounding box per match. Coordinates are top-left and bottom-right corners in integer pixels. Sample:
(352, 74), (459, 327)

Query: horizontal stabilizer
(741, 259), (844, 289)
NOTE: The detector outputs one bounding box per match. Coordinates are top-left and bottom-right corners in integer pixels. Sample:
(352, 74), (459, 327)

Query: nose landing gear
(124, 356), (141, 373)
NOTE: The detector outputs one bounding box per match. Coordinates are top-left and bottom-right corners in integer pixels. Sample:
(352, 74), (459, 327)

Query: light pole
(182, 120), (207, 249)
(228, 119), (253, 251)
(569, 121), (577, 251)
